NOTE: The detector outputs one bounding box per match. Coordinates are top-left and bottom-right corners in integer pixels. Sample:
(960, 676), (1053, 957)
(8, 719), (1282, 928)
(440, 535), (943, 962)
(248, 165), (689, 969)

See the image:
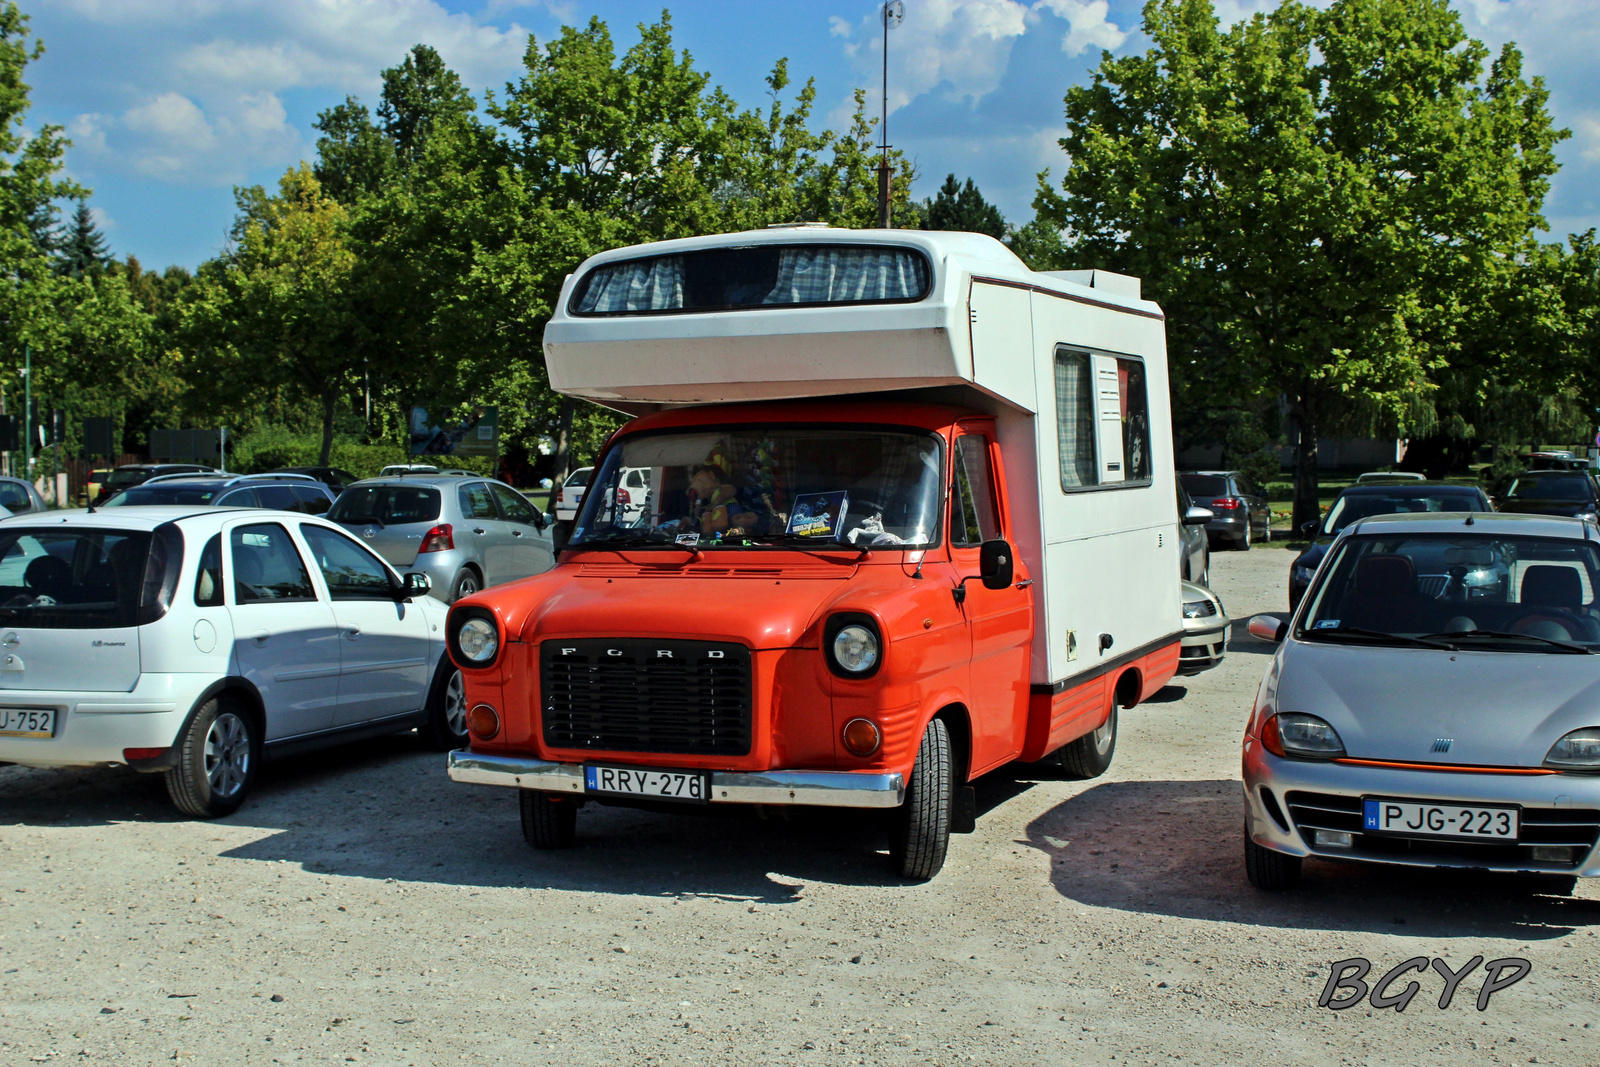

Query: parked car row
(1180, 470), (1271, 550)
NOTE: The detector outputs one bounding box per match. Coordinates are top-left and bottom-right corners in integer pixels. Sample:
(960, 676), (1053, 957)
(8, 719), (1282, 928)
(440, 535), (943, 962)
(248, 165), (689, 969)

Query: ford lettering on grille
(540, 638), (753, 756)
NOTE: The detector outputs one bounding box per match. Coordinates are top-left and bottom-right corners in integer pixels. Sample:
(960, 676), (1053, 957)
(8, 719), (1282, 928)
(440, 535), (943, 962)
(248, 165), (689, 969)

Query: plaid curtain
(1055, 351), (1097, 488)
(576, 256), (686, 313)
(763, 247), (928, 304)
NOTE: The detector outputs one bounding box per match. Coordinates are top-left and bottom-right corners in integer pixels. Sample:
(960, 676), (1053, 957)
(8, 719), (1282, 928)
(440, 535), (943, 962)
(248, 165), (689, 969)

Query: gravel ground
(3, 546), (1598, 1066)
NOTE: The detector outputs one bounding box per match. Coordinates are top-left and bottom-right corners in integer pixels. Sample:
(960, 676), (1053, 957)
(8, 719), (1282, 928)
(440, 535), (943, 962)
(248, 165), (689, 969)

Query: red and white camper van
(446, 227), (1183, 878)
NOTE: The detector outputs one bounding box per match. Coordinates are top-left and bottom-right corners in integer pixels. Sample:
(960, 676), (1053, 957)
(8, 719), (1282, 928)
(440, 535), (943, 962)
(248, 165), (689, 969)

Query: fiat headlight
(1544, 728), (1600, 772)
(1263, 712), (1346, 759)
(832, 625), (879, 673)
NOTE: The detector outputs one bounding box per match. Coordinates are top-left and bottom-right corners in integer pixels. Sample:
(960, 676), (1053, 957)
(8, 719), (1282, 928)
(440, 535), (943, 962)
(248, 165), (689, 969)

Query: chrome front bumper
(447, 750), (906, 808)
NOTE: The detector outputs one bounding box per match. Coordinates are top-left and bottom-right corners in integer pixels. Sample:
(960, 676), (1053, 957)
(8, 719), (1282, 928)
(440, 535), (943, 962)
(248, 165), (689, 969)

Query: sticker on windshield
(787, 492), (849, 539)
(1314, 619), (1340, 629)
(675, 532), (701, 547)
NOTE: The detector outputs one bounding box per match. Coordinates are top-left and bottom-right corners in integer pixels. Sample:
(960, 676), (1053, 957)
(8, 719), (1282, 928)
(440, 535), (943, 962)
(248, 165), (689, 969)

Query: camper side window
(952, 435), (1000, 547)
(1055, 349), (1152, 490)
(1055, 350), (1098, 489)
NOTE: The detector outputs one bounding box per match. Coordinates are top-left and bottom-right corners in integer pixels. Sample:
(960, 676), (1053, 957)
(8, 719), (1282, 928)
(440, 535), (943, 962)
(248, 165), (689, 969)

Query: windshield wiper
(1417, 629), (1592, 655)
(1301, 626), (1456, 650)
(563, 533), (675, 551)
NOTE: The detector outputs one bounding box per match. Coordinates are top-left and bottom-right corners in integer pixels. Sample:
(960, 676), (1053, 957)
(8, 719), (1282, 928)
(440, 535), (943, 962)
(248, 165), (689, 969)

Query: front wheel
(1057, 701), (1117, 779)
(164, 697), (258, 818)
(888, 717), (954, 880)
(421, 659), (466, 750)
(1244, 830), (1302, 890)
(520, 790), (577, 849)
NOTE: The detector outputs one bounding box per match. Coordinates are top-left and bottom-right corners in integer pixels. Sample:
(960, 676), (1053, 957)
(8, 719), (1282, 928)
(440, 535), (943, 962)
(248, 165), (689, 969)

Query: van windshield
(0, 528), (164, 629)
(569, 427), (944, 551)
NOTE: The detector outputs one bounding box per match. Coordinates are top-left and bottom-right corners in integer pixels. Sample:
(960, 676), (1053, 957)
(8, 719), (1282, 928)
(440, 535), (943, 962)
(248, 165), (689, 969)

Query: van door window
(952, 435), (1000, 547)
(1054, 349), (1097, 488)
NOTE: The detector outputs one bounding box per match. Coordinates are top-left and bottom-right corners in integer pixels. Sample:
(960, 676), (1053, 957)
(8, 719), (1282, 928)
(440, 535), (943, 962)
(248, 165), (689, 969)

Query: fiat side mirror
(1248, 614), (1289, 642)
(1182, 506), (1213, 526)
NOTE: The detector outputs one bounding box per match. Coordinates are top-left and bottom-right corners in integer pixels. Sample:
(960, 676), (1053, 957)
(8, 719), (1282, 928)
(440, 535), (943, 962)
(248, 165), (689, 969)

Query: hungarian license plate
(1363, 797), (1519, 840)
(0, 707), (55, 738)
(585, 765), (708, 803)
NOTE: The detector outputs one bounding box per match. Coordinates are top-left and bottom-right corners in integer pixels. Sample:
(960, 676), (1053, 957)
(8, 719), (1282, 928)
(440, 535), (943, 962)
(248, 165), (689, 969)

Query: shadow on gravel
(1, 734), (932, 898)
(1022, 778), (1600, 940)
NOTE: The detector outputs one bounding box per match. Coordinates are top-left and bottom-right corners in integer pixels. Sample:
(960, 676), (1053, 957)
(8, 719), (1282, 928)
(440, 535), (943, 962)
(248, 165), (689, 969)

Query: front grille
(1284, 790), (1600, 870)
(540, 639), (752, 756)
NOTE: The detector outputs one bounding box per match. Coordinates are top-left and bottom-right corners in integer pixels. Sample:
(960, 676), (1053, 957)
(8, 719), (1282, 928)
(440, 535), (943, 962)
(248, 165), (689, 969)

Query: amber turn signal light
(468, 704), (501, 740)
(842, 718), (881, 757)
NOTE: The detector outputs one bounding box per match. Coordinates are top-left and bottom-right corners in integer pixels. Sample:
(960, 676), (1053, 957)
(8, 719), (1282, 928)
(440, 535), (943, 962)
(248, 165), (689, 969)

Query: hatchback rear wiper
(1417, 629), (1592, 655)
(1301, 626), (1455, 650)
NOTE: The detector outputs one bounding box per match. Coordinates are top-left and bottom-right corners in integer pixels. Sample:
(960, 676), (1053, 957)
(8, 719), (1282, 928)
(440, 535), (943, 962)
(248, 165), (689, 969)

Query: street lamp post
(877, 1), (904, 229)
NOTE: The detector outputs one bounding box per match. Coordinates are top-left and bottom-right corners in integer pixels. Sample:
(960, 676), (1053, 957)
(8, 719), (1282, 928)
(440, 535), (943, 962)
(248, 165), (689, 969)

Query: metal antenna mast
(877, 1), (904, 229)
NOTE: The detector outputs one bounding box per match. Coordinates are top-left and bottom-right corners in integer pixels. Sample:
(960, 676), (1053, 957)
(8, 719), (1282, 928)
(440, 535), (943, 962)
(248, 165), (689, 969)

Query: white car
(0, 507), (462, 817)
(554, 466), (593, 522)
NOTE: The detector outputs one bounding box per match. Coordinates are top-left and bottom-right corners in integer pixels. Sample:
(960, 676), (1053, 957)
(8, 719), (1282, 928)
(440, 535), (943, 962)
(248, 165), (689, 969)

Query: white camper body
(544, 227), (1180, 691)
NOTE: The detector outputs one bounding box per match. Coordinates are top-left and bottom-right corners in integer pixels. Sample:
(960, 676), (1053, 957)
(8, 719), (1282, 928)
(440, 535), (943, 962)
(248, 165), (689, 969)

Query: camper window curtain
(569, 245), (930, 315)
(573, 256), (686, 314)
(1055, 350), (1097, 489)
(762, 247), (929, 305)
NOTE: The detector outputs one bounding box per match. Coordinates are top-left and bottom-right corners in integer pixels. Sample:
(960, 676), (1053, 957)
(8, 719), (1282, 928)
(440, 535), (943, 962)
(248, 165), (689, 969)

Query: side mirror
(1300, 519), (1320, 536)
(979, 538), (1014, 590)
(1247, 614), (1289, 642)
(1182, 506), (1213, 526)
(398, 572), (431, 599)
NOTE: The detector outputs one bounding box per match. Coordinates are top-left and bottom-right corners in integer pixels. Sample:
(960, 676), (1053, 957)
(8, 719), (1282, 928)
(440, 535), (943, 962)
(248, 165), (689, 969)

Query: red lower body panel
(1018, 638), (1181, 762)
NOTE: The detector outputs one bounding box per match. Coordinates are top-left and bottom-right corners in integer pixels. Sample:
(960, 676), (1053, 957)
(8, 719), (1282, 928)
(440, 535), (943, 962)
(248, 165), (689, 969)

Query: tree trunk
(1292, 412), (1320, 535)
(550, 397), (574, 486)
(319, 390), (336, 468)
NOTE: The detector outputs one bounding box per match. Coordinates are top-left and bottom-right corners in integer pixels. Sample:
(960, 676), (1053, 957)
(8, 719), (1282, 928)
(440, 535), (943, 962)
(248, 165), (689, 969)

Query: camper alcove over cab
(446, 227), (1182, 879)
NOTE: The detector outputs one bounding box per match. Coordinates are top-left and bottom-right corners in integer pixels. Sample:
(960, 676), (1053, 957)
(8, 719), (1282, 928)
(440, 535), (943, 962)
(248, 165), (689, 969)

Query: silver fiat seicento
(1242, 511), (1600, 894)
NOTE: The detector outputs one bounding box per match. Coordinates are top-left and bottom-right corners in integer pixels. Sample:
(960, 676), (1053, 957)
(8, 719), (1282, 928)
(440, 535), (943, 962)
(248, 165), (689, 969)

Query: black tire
(1238, 520), (1252, 551)
(520, 789), (577, 849)
(1058, 701), (1117, 779)
(448, 567), (481, 603)
(163, 697), (258, 818)
(421, 657), (467, 750)
(888, 717), (954, 880)
(1244, 830), (1302, 890)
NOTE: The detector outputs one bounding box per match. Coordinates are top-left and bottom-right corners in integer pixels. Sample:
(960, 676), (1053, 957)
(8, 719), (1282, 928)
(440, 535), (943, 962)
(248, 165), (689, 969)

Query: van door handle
(1014, 579), (1034, 589)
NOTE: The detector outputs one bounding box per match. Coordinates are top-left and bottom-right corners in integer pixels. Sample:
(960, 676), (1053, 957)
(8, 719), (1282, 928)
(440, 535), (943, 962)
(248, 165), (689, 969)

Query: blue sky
(27, 0), (1600, 270)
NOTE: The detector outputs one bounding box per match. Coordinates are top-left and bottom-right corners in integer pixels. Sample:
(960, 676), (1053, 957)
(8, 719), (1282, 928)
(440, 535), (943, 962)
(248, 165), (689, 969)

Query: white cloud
(838, 0), (1031, 119)
(51, 0), (533, 186)
(1033, 0), (1127, 58)
(1576, 115), (1600, 163)
(829, 16), (854, 39)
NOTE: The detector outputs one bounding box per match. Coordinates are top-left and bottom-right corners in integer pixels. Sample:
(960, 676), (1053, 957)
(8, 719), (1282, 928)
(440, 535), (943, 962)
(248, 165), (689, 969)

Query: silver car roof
(1345, 510), (1594, 540)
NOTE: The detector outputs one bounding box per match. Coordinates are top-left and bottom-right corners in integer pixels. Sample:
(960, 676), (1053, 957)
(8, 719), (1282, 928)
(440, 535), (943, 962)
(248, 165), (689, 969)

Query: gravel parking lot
(3, 547), (1598, 1066)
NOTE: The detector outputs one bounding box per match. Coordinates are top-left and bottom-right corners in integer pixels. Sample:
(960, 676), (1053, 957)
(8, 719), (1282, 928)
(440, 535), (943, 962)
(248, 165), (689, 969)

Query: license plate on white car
(1363, 798), (1519, 840)
(0, 707), (55, 738)
(585, 765), (708, 803)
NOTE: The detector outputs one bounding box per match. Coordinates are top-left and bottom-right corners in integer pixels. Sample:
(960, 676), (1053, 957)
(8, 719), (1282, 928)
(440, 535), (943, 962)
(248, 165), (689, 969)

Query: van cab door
(950, 426), (1032, 768)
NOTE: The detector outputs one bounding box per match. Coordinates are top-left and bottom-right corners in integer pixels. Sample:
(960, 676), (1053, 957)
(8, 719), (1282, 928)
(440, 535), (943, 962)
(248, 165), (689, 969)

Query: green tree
(56, 197), (110, 276)
(922, 174), (1005, 238)
(186, 166), (367, 466)
(1036, 0), (1566, 527)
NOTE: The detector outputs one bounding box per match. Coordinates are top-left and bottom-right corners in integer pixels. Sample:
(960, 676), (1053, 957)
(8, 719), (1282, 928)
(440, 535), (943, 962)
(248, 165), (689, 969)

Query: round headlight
(1263, 712), (1345, 759)
(832, 624), (879, 673)
(1544, 728), (1600, 772)
(457, 617), (498, 663)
